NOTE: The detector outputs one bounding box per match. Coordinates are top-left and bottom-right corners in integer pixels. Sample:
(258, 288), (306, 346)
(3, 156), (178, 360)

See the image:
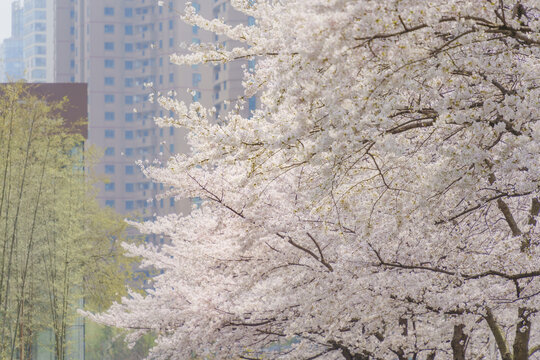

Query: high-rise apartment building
(0, 1), (24, 82)
(72, 0), (252, 218)
(22, 0), (53, 82)
(209, 0), (256, 120)
(0, 0), (74, 82)
(72, 0), (211, 217)
(2, 0), (254, 219)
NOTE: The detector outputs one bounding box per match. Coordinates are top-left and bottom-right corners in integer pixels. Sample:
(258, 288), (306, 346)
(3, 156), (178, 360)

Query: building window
(35, 34), (46, 43)
(125, 201), (134, 210)
(104, 24), (114, 33)
(34, 57), (46, 66)
(125, 78), (134, 87)
(104, 94), (115, 103)
(249, 96), (257, 111)
(125, 25), (133, 35)
(169, 73), (174, 83)
(125, 130), (134, 139)
(248, 16), (256, 26)
(125, 148), (133, 156)
(105, 147), (115, 156)
(192, 2), (200, 13)
(192, 73), (201, 87)
(169, 38), (173, 47)
(105, 200), (115, 207)
(125, 166), (135, 175)
(125, 113), (134, 122)
(105, 165), (115, 174)
(124, 61), (133, 70)
(104, 59), (114, 68)
(104, 77), (114, 85)
(169, 20), (173, 30)
(104, 7), (114, 15)
(124, 8), (133, 17)
(105, 183), (115, 191)
(169, 144), (174, 153)
(125, 43), (133, 52)
(192, 91), (201, 102)
(170, 197), (175, 207)
(104, 42), (114, 50)
(105, 112), (115, 121)
(248, 59), (256, 71)
(105, 129), (115, 138)
(125, 183), (134, 192)
(125, 96), (133, 105)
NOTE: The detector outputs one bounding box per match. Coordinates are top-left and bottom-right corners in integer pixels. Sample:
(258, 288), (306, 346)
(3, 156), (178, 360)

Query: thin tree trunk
(0, 101), (16, 355)
(10, 138), (51, 360)
(1, 112), (37, 357)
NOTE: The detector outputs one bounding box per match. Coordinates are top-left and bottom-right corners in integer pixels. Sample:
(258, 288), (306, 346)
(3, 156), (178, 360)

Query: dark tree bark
(451, 324), (467, 360)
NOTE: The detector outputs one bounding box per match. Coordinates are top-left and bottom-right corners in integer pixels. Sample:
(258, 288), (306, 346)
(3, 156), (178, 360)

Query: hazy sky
(0, 1), (13, 44)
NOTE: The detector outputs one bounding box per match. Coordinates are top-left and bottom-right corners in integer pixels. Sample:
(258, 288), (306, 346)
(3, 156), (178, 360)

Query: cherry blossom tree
(88, 0), (540, 359)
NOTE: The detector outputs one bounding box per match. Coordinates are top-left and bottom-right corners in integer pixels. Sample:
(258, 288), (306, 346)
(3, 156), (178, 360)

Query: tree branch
(277, 233), (333, 272)
(530, 344), (540, 357)
(528, 197), (540, 227)
(306, 232), (333, 271)
(497, 198), (522, 236)
(370, 244), (540, 281)
(484, 307), (512, 360)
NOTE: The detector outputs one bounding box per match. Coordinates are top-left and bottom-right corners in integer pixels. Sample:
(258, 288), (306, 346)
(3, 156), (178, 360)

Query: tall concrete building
(208, 0), (256, 120)
(4, 0), (253, 219)
(20, 0), (75, 82)
(71, 0), (252, 218)
(0, 1), (24, 82)
(72, 0), (209, 218)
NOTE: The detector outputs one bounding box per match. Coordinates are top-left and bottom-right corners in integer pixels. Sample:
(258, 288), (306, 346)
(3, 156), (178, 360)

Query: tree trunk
(513, 307), (531, 360)
(451, 324), (467, 360)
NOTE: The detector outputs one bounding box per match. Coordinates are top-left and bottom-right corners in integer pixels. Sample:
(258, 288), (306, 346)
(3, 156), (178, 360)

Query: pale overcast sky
(0, 0), (13, 44)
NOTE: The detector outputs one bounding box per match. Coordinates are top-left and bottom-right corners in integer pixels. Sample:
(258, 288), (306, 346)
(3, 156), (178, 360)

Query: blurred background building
(0, 0), (255, 221)
(0, 1), (24, 82)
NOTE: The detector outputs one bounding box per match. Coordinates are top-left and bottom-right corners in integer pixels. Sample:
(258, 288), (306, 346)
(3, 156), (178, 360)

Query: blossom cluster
(87, 1), (540, 359)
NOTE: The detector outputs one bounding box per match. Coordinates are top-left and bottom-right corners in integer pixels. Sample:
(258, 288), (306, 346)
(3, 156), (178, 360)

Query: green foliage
(0, 83), (133, 359)
(85, 322), (154, 360)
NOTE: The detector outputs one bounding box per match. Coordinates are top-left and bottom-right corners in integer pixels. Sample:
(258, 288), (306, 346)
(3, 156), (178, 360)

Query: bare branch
(277, 233), (334, 272)
(497, 198), (522, 236)
(528, 197), (540, 227)
(530, 344), (540, 357)
(306, 232), (333, 271)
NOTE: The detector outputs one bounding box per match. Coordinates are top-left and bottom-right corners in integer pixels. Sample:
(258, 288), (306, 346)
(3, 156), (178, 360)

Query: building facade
(2, 0), (253, 219)
(0, 1), (24, 82)
(73, 0), (252, 218)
